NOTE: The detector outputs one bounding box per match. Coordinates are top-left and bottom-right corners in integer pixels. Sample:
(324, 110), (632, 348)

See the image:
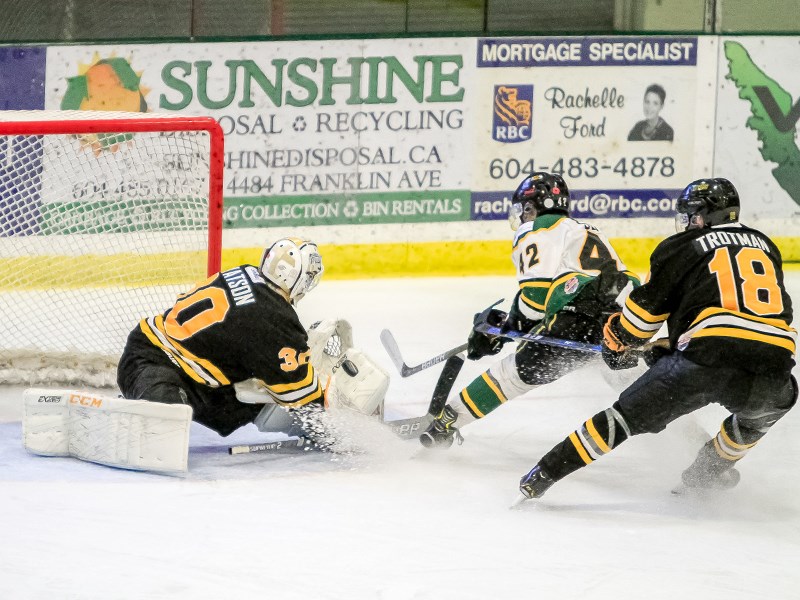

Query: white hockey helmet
(259, 237), (324, 304)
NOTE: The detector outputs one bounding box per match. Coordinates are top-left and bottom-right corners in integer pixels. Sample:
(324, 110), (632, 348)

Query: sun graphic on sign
(60, 52), (151, 154)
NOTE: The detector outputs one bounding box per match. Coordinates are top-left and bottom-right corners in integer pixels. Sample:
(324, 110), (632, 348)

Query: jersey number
(708, 247), (783, 315)
(279, 347), (311, 372)
(518, 243), (539, 274)
(579, 233), (614, 271)
(164, 285), (231, 341)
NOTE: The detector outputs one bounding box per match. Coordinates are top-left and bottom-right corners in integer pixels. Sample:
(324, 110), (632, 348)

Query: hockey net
(0, 110), (223, 387)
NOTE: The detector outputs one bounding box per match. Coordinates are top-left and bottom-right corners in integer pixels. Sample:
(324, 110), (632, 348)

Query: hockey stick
(380, 328), (468, 378)
(473, 323), (602, 353)
(381, 353), (465, 439)
(228, 436), (319, 455)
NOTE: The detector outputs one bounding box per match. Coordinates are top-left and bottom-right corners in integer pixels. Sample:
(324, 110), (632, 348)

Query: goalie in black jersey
(519, 178), (797, 499)
(117, 237), (344, 448)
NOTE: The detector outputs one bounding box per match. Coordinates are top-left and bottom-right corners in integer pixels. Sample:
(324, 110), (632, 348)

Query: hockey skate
(518, 464), (555, 499)
(672, 439), (741, 494)
(419, 405), (463, 449)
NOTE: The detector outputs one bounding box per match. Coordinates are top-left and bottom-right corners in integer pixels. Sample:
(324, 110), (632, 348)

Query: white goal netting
(0, 111), (224, 386)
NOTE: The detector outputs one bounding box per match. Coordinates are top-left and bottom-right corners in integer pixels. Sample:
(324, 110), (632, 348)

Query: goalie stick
(229, 354), (465, 453)
(382, 353), (464, 438)
(229, 437), (317, 455)
(380, 329), (468, 377)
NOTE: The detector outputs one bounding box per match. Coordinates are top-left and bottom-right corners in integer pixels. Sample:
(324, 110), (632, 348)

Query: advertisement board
(715, 37), (800, 231)
(6, 35), (789, 275)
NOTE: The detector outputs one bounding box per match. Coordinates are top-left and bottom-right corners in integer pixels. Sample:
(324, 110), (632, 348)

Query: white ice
(2, 274), (799, 600)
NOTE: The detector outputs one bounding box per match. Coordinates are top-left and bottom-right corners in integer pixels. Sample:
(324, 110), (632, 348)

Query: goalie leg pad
(23, 388), (192, 473)
(254, 403), (305, 437)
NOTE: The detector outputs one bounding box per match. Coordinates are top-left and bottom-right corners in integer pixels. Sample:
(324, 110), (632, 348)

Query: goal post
(0, 110), (224, 386)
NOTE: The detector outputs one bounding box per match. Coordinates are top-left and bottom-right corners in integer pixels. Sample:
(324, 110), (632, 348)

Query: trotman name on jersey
(692, 228), (772, 254)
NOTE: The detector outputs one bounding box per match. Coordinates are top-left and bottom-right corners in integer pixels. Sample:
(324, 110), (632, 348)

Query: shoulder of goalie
(22, 388), (191, 473)
(243, 319), (390, 435)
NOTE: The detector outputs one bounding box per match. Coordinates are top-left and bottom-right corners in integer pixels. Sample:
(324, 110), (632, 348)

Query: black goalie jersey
(134, 265), (322, 408)
(611, 223), (796, 374)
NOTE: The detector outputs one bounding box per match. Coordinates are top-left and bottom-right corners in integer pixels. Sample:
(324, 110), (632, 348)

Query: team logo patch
(564, 276), (579, 294)
(492, 85), (533, 143)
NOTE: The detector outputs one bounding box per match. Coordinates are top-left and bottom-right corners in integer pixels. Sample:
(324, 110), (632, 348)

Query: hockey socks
(538, 406), (631, 482)
(456, 354), (536, 420)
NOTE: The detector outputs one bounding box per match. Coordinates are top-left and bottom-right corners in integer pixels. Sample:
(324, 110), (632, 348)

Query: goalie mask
(509, 172), (570, 231)
(259, 237), (323, 304)
(675, 178), (740, 232)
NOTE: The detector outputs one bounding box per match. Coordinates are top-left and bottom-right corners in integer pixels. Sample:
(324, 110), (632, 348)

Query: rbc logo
(492, 85), (533, 143)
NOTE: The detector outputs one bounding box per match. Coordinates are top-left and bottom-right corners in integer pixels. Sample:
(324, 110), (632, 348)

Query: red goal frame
(0, 115), (224, 275)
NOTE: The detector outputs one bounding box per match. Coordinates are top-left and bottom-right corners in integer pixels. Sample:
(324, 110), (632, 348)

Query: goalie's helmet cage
(259, 237), (324, 304)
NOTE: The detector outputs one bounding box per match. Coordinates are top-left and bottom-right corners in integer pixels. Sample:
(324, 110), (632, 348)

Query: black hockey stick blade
(228, 436), (320, 455)
(427, 353), (464, 416)
(380, 328), (468, 377)
(382, 353), (465, 439)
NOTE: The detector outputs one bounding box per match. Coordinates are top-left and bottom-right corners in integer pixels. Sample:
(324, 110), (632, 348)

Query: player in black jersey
(117, 237), (334, 445)
(518, 178), (797, 499)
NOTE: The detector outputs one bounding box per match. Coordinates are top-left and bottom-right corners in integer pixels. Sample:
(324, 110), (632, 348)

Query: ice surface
(1, 274), (799, 600)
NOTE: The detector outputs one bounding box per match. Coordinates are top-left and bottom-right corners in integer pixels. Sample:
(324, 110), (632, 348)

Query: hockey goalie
(22, 238), (391, 473)
(21, 318), (390, 473)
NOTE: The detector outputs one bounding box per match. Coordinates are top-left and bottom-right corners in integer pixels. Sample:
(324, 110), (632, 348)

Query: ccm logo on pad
(69, 394), (104, 408)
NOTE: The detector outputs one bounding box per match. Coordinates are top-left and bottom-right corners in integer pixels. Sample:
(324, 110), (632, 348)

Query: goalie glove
(307, 319), (389, 418)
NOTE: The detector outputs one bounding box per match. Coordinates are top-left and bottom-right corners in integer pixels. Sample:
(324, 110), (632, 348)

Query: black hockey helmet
(676, 178), (740, 231)
(509, 172), (570, 230)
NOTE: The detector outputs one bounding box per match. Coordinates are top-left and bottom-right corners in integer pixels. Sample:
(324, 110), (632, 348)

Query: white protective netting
(0, 111), (223, 386)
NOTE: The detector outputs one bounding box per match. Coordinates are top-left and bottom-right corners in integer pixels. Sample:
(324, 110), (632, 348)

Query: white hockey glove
(307, 319), (389, 418)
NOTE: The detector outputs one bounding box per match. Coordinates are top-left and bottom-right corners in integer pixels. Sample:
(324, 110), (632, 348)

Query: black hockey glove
(601, 342), (639, 370)
(601, 313), (638, 370)
(467, 307), (508, 361)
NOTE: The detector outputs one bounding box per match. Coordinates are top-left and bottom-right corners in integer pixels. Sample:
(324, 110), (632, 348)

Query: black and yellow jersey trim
(140, 316), (231, 387)
(620, 296), (669, 340)
(263, 366), (323, 408)
(683, 307), (797, 355)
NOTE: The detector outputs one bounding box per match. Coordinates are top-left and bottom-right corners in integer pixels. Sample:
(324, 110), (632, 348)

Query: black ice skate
(672, 439), (741, 494)
(519, 464), (555, 499)
(419, 405), (463, 449)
